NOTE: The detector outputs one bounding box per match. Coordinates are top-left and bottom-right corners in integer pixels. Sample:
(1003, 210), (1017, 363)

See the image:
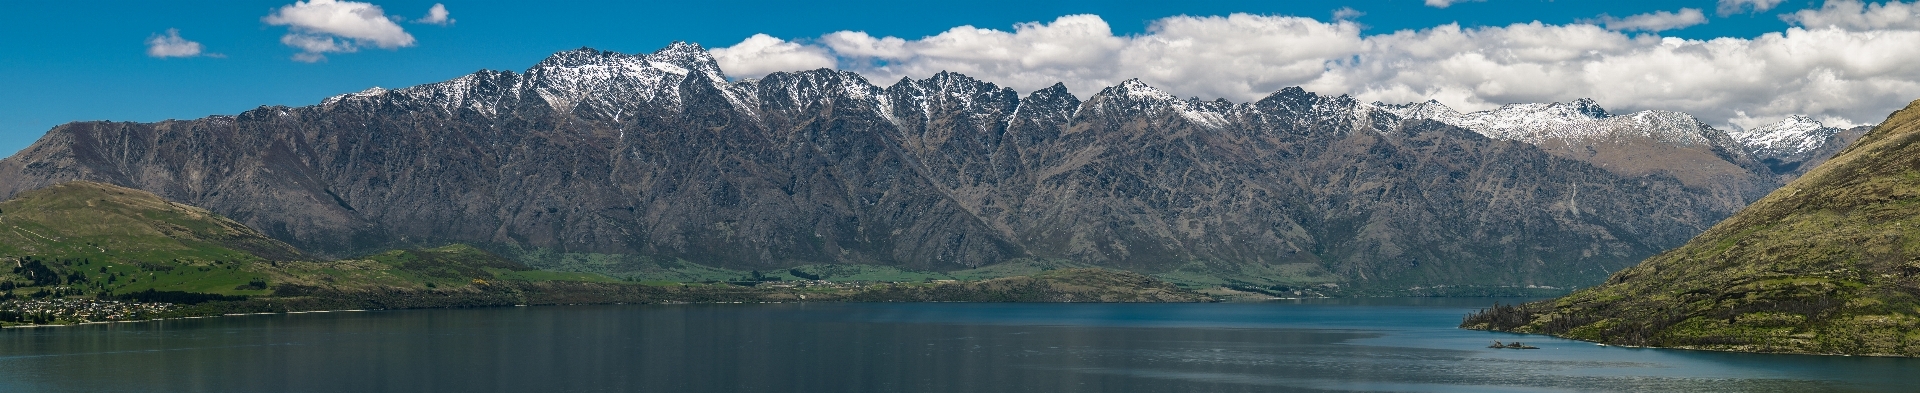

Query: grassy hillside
(0, 181), (301, 298)
(0, 185), (679, 304)
(1464, 100), (1920, 356)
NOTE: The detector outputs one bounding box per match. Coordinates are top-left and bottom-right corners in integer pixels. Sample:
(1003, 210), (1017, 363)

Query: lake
(1, 298), (1913, 392)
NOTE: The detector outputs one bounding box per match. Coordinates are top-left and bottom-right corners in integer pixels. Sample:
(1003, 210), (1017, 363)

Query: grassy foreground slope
(1464, 100), (1920, 356)
(2, 182), (1208, 326)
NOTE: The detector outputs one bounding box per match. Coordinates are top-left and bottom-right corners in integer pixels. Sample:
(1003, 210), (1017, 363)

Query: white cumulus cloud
(1718, 0), (1786, 16)
(816, 15), (1136, 95)
(1326, 23), (1920, 130)
(711, 34), (838, 78)
(1782, 0), (1920, 30)
(145, 28), (204, 58)
(416, 3), (453, 25)
(1595, 8), (1708, 32)
(263, 0), (415, 62)
(708, 13), (1920, 132)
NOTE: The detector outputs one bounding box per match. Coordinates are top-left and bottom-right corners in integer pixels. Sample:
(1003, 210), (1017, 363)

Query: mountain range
(0, 42), (1870, 292)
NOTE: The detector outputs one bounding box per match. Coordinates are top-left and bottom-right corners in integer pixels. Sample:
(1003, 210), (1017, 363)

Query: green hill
(1465, 100), (1920, 356)
(2, 181), (1209, 325)
(0, 182), (596, 303)
(0, 181), (301, 297)
(0, 181), (302, 260)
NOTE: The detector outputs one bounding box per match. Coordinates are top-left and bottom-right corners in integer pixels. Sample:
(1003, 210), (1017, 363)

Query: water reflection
(0, 301), (1909, 392)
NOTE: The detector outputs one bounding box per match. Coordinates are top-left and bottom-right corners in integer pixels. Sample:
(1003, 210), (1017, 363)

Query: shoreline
(1, 291), (1209, 330)
(3, 291), (1552, 330)
(1, 309), (375, 329)
(1460, 327), (1916, 359)
(20, 298), (1909, 360)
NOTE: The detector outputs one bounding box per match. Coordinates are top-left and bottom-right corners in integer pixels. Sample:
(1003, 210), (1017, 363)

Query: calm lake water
(1, 298), (1914, 392)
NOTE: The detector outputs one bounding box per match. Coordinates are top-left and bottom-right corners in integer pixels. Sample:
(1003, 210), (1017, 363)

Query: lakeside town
(0, 298), (176, 326)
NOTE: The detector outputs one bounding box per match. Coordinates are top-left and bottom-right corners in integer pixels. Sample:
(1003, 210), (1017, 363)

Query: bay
(1, 299), (1913, 392)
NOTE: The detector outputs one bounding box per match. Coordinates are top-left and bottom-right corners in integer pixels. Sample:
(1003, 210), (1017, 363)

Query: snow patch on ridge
(1384, 98), (1731, 147)
(322, 87), (389, 106)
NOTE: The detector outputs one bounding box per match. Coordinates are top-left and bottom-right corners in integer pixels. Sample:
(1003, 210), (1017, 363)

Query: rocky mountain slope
(1463, 99), (1920, 356)
(0, 43), (1863, 291)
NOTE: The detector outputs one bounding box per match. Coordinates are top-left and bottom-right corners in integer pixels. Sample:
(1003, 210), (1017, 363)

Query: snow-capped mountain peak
(1087, 79), (1242, 129)
(1376, 99), (1462, 120)
(1729, 115), (1842, 161)
(1566, 98), (1610, 118)
(321, 86), (389, 106)
(1588, 110), (1718, 146)
(517, 44), (744, 117)
(1443, 99), (1613, 142)
(644, 41), (727, 81)
(532, 47), (627, 69)
(1114, 79), (1174, 100)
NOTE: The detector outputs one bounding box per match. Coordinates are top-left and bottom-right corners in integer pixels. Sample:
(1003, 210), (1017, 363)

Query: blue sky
(0, 0), (1899, 155)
